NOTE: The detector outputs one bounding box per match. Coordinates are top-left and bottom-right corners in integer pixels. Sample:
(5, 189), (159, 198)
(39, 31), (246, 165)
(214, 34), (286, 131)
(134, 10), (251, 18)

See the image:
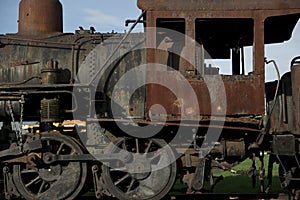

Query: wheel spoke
(110, 167), (127, 172)
(56, 143), (64, 155)
(46, 140), (51, 151)
(70, 149), (76, 155)
(21, 169), (38, 174)
(135, 138), (139, 153)
(114, 173), (130, 186)
(144, 140), (153, 154)
(127, 178), (135, 193)
(25, 176), (41, 188)
(150, 150), (162, 163)
(38, 180), (46, 194)
(122, 138), (126, 150)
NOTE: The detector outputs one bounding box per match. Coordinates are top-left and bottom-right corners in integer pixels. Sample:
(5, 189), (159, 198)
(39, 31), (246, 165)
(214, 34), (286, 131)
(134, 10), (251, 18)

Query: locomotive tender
(0, 0), (300, 199)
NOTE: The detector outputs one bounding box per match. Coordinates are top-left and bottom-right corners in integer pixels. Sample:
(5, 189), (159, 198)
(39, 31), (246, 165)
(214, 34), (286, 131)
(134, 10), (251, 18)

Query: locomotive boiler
(0, 0), (300, 199)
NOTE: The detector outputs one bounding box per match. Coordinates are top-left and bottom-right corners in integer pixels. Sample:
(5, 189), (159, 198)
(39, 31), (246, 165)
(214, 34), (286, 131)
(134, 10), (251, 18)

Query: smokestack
(18, 0), (63, 37)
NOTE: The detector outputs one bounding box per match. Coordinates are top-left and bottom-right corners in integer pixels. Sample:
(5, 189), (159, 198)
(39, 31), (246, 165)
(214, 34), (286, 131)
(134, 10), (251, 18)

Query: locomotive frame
(0, 0), (300, 199)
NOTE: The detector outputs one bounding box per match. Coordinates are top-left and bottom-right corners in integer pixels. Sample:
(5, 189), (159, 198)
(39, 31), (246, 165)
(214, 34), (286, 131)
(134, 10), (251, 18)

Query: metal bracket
(192, 158), (206, 191)
(92, 165), (103, 199)
(3, 166), (20, 199)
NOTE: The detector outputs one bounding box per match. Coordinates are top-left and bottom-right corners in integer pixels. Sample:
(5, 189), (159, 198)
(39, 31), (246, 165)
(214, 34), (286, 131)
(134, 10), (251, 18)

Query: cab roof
(137, 0), (300, 11)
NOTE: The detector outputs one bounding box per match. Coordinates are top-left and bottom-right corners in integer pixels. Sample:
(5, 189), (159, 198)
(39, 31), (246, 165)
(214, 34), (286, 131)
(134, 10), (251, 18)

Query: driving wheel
(12, 132), (87, 199)
(102, 137), (177, 200)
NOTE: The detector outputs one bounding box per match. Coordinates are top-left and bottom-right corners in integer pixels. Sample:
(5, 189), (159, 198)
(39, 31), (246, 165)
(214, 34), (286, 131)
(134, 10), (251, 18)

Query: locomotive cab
(139, 0), (300, 120)
(138, 0), (300, 195)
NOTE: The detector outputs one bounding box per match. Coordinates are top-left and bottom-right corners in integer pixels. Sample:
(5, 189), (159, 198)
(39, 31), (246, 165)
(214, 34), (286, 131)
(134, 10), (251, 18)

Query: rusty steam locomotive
(0, 0), (300, 199)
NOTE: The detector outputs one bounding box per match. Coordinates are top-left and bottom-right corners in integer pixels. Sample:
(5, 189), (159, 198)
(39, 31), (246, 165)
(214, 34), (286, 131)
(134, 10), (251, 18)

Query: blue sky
(0, 0), (299, 81)
(0, 0), (140, 33)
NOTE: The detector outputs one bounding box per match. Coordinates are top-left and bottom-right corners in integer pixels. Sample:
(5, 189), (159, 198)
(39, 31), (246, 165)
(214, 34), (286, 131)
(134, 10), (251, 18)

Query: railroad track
(169, 193), (289, 200)
(75, 193), (289, 200)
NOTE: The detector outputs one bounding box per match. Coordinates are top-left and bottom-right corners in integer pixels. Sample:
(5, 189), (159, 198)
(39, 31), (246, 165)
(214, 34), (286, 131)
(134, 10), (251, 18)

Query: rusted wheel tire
(12, 132), (87, 200)
(102, 137), (177, 200)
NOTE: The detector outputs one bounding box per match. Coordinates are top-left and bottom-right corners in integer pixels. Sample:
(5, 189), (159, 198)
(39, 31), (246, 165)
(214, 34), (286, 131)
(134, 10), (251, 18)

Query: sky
(0, 0), (299, 81)
(0, 0), (141, 33)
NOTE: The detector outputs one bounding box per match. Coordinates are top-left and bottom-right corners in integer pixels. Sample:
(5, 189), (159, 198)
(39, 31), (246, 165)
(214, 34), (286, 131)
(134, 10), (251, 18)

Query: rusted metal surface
(138, 0), (300, 11)
(144, 9), (267, 121)
(18, 0), (63, 37)
(223, 140), (245, 158)
(146, 73), (264, 118)
(4, 153), (41, 165)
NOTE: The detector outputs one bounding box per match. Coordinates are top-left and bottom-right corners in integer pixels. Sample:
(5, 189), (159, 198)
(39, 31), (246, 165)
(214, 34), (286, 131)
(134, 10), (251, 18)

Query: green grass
(172, 154), (285, 195)
(212, 156), (283, 194)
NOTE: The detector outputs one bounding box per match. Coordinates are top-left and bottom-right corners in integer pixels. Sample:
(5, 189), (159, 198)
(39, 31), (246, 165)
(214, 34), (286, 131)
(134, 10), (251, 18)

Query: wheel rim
(12, 132), (87, 200)
(102, 138), (177, 200)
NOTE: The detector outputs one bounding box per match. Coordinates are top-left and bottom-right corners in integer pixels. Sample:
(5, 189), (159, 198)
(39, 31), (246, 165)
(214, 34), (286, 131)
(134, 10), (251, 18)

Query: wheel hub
(38, 164), (62, 182)
(127, 154), (151, 180)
